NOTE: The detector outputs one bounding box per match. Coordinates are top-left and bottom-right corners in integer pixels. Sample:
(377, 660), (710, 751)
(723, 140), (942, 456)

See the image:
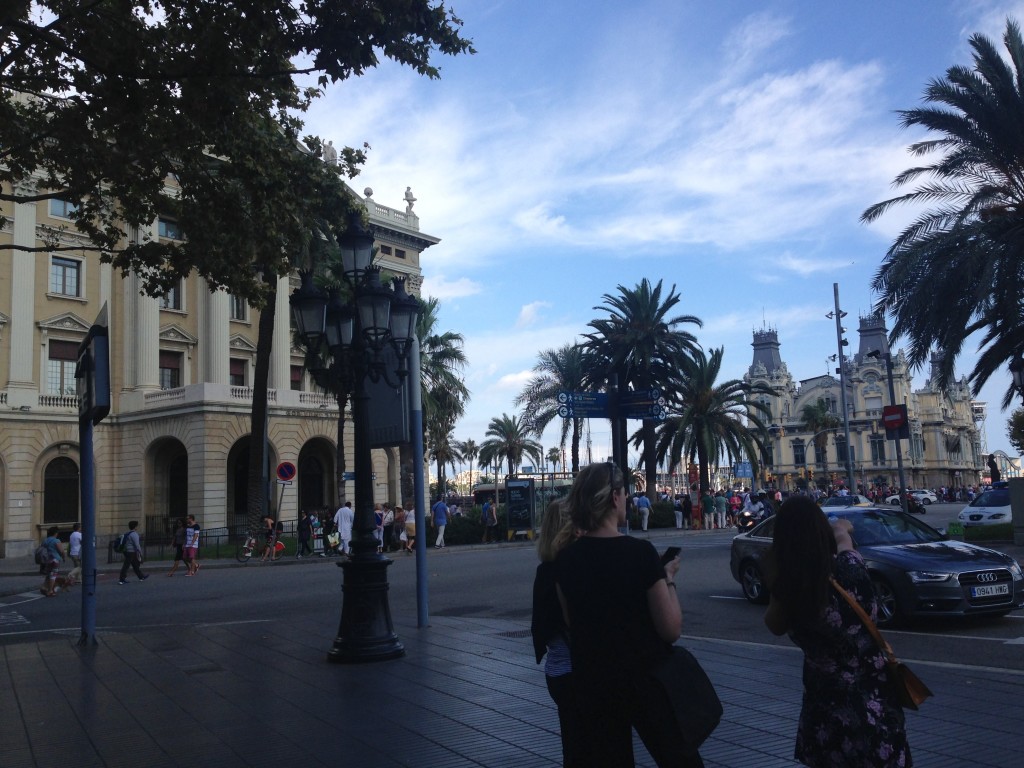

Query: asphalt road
(4, 503), (1023, 676)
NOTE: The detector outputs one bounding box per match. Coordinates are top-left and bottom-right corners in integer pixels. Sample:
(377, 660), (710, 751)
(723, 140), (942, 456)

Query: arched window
(44, 456), (79, 524)
(300, 456), (325, 512)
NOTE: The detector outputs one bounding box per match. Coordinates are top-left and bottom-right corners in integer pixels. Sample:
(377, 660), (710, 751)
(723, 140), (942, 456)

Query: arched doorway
(298, 438), (336, 519)
(227, 436), (279, 533)
(147, 438), (188, 542)
(43, 456), (79, 525)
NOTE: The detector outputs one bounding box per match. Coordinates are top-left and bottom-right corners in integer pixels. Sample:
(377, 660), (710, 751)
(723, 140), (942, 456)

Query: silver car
(729, 506), (1024, 626)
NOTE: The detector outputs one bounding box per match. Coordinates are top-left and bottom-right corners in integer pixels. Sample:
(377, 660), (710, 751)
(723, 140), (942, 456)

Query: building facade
(0, 181), (436, 558)
(744, 317), (984, 493)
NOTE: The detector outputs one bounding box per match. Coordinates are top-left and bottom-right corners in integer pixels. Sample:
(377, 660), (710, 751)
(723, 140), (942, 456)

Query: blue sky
(303, 0), (1024, 464)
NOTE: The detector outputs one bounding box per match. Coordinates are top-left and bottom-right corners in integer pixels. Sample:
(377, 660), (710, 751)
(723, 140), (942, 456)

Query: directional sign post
(620, 388), (667, 421)
(557, 391), (611, 419)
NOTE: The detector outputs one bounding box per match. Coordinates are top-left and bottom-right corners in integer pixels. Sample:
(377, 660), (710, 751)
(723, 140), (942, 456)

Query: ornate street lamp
(290, 212), (420, 663)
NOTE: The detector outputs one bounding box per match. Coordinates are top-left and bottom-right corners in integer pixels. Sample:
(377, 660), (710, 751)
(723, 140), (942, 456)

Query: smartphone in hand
(660, 546), (681, 566)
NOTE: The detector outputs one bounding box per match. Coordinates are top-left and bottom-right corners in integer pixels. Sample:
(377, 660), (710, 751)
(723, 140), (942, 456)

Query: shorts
(174, 545), (184, 561)
(405, 522), (416, 537)
(184, 546), (198, 561)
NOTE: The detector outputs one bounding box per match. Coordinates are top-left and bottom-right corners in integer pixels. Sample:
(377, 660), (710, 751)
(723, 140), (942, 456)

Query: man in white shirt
(334, 501), (354, 555)
(68, 522), (83, 585)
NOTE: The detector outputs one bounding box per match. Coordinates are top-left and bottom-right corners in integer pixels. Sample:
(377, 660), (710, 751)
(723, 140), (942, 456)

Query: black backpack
(113, 531), (129, 554)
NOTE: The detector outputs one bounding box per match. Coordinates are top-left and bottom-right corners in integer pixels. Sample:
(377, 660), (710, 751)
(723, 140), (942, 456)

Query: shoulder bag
(830, 577), (933, 710)
(650, 645), (723, 749)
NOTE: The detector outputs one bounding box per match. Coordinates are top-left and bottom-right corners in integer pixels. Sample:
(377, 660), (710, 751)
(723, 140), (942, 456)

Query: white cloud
(517, 300), (551, 327)
(421, 274), (482, 301)
(775, 252), (857, 276)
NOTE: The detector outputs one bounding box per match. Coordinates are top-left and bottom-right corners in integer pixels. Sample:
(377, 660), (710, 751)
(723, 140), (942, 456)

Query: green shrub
(964, 522), (1014, 542)
(443, 507), (509, 545)
(649, 501), (676, 528)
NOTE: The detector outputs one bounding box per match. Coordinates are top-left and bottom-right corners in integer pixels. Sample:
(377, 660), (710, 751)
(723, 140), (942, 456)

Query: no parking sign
(277, 461), (297, 483)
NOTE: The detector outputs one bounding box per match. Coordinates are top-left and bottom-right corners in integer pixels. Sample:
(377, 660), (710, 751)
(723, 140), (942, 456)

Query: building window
(47, 339), (79, 395)
(379, 245), (392, 255)
(792, 440), (805, 467)
(158, 217), (181, 240)
(835, 437), (848, 464)
(230, 294), (248, 321)
(159, 351), (183, 390)
(49, 198), (79, 219)
(159, 281), (182, 310)
(44, 457), (79, 524)
(395, 248), (406, 259)
(291, 365), (303, 391)
(813, 441), (826, 465)
(229, 358), (246, 386)
(49, 256), (82, 297)
(761, 444), (774, 468)
(870, 435), (887, 464)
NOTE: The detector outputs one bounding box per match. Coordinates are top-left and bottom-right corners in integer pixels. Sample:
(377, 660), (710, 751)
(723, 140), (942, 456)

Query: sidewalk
(3, 532), (1023, 768)
(1, 607), (1023, 767)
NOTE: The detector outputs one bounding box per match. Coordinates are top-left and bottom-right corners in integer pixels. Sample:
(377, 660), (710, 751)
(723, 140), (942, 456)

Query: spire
(855, 312), (889, 362)
(749, 327), (782, 378)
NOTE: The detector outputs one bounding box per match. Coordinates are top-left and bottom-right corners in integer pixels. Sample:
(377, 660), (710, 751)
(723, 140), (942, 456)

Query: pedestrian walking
(297, 510), (313, 558)
(40, 526), (65, 597)
(184, 515), (201, 575)
(636, 493), (652, 531)
(334, 501), (354, 556)
(260, 516), (276, 562)
(554, 462), (702, 767)
(403, 500), (417, 553)
(118, 520), (149, 584)
(481, 497), (498, 543)
(431, 496), (449, 548)
(67, 522), (83, 586)
(764, 496), (912, 767)
(167, 519), (186, 576)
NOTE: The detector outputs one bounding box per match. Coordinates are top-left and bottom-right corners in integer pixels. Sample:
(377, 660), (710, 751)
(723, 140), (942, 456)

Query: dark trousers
(547, 674), (585, 768)
(120, 552), (144, 580)
(298, 535), (312, 556)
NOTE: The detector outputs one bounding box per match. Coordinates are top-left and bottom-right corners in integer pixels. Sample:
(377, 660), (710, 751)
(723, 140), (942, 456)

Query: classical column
(7, 179), (38, 394)
(270, 274), (291, 391)
(202, 279), (230, 384)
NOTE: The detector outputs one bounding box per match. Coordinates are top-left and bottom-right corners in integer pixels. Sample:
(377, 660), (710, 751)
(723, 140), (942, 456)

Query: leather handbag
(831, 578), (933, 710)
(650, 645), (723, 748)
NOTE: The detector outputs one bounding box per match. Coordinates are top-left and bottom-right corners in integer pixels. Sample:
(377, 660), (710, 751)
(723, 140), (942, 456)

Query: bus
(470, 476), (574, 508)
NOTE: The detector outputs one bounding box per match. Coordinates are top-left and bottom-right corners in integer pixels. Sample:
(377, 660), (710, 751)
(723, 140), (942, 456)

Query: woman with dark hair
(555, 462), (700, 768)
(765, 496), (912, 767)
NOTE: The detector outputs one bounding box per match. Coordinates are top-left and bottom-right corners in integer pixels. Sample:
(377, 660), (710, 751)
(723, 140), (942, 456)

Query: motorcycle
(735, 509), (760, 532)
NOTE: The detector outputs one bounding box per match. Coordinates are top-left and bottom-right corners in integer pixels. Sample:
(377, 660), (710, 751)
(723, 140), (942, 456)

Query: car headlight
(989, 513), (1008, 520)
(1010, 562), (1023, 581)
(907, 571), (953, 584)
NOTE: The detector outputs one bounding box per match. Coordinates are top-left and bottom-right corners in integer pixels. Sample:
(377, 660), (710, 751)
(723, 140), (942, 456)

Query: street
(4, 503), (1023, 675)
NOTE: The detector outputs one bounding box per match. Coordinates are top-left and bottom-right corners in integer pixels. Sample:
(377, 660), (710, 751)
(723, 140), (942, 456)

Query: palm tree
(654, 348), (773, 495)
(862, 19), (1024, 406)
(546, 446), (562, 474)
(403, 297), (469, 502)
(514, 343), (590, 473)
(584, 278), (702, 497)
(800, 399), (840, 487)
(458, 438), (479, 492)
(428, 425), (462, 496)
(479, 413), (544, 477)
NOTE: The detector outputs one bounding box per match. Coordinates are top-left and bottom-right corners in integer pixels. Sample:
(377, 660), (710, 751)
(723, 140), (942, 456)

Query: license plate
(970, 584), (1009, 598)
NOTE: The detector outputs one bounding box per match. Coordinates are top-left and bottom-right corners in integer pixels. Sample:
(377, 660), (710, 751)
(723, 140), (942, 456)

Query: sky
(302, 0), (1024, 467)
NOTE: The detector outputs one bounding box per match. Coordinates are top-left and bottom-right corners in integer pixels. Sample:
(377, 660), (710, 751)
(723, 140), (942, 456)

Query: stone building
(0, 183), (437, 559)
(744, 316), (983, 493)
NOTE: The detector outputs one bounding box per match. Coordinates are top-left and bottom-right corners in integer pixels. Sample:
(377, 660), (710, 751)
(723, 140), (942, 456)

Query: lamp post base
(327, 553), (405, 664)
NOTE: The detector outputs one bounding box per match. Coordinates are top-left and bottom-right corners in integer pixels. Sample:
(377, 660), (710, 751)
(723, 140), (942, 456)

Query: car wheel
(922, 498), (932, 506)
(870, 576), (901, 627)
(739, 559), (769, 605)
(890, 499), (900, 506)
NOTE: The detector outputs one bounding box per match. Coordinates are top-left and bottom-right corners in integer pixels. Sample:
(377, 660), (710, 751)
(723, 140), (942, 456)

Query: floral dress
(788, 550), (912, 767)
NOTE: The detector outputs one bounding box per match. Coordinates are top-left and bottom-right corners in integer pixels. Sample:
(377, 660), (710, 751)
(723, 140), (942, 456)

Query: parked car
(820, 494), (873, 507)
(885, 489), (938, 506)
(958, 488), (1012, 527)
(729, 506), (1024, 626)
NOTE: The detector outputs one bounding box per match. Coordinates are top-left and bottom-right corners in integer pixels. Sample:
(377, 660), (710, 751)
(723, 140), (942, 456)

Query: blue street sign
(620, 388), (662, 405)
(734, 461), (752, 478)
(622, 403), (667, 420)
(558, 391), (610, 418)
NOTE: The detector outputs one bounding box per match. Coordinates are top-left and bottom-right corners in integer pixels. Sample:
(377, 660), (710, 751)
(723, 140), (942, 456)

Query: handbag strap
(829, 577), (898, 665)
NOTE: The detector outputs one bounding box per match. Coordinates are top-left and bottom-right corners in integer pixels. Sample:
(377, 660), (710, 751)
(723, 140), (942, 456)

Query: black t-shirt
(554, 536), (670, 678)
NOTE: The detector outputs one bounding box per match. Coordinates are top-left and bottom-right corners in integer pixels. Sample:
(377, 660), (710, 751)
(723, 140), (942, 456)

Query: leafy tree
(1, 1), (473, 531)
(800, 399), (840, 486)
(654, 348), (772, 495)
(428, 425), (462, 496)
(861, 19), (1024, 406)
(479, 414), (543, 477)
(584, 279), (702, 497)
(514, 343), (590, 473)
(1007, 409), (1024, 455)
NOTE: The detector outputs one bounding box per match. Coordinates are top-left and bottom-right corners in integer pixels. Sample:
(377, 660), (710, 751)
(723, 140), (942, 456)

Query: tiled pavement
(2, 605), (1024, 767)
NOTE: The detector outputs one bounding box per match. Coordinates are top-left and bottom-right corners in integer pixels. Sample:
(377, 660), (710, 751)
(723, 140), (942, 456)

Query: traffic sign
(276, 461), (297, 482)
(558, 391), (610, 418)
(622, 403), (667, 420)
(620, 388), (662, 405)
(882, 404), (910, 440)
